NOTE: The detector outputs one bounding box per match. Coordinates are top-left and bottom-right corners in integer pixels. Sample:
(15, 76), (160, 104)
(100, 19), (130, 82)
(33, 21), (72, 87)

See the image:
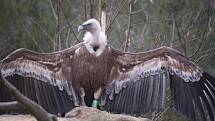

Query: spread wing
(102, 46), (215, 121)
(0, 43), (83, 115)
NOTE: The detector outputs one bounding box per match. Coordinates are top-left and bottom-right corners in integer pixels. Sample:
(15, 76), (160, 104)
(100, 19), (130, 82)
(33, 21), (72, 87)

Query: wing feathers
(103, 46), (215, 121)
(195, 79), (214, 121)
(1, 44), (84, 98)
(0, 45), (84, 114)
(103, 71), (168, 116)
(1, 45), (215, 121)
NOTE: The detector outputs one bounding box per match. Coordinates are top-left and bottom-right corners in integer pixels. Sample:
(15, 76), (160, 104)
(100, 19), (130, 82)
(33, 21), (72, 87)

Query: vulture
(0, 19), (215, 121)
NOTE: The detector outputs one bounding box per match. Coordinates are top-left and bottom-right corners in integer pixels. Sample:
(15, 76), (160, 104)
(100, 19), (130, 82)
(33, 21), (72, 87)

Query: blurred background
(0, 0), (214, 120)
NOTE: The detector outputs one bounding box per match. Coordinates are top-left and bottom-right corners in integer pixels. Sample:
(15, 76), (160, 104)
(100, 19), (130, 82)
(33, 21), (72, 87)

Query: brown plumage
(0, 19), (215, 121)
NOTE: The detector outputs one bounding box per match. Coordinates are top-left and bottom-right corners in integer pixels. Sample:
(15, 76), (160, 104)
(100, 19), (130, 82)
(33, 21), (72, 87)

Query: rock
(0, 107), (151, 121)
(65, 106), (151, 121)
(0, 115), (36, 121)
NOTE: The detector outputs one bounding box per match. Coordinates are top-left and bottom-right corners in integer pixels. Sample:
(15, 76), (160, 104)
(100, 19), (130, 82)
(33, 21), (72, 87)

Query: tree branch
(49, 0), (58, 20)
(59, 1), (80, 43)
(0, 101), (25, 112)
(105, 0), (129, 33)
(22, 23), (46, 53)
(54, 0), (61, 51)
(30, 18), (55, 47)
(189, 8), (210, 58)
(0, 70), (57, 121)
(124, 0), (133, 52)
(195, 45), (215, 63)
(100, 0), (107, 32)
(84, 0), (93, 21)
(173, 15), (187, 56)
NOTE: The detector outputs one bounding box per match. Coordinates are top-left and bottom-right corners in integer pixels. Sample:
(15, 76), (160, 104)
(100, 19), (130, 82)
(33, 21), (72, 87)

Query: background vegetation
(0, 0), (215, 120)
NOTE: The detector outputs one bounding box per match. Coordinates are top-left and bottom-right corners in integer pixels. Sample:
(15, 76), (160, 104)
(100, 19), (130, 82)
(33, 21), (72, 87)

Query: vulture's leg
(71, 86), (80, 107)
(73, 98), (79, 106)
(92, 87), (103, 108)
(80, 87), (86, 106)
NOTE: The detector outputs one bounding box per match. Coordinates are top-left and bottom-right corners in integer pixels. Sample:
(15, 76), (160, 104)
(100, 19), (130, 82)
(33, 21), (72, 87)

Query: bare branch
(105, 0), (129, 33)
(189, 8), (210, 58)
(184, 7), (203, 31)
(152, 107), (171, 121)
(195, 53), (215, 63)
(59, 1), (80, 43)
(209, 11), (215, 31)
(30, 18), (55, 46)
(53, 0), (62, 51)
(171, 16), (175, 47)
(100, 0), (107, 32)
(0, 70), (57, 121)
(195, 45), (215, 63)
(84, 0), (93, 21)
(131, 8), (144, 15)
(173, 15), (187, 56)
(124, 0), (133, 52)
(49, 0), (58, 20)
(65, 28), (71, 48)
(0, 101), (24, 112)
(106, 0), (115, 26)
(22, 23), (45, 53)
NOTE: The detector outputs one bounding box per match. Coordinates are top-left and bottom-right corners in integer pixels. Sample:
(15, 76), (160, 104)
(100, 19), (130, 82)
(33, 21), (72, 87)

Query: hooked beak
(78, 23), (92, 32)
(78, 25), (84, 32)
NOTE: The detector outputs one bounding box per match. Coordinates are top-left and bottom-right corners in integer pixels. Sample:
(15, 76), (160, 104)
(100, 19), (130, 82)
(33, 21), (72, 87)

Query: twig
(124, 0), (133, 52)
(195, 53), (215, 63)
(209, 10), (215, 31)
(131, 19), (171, 26)
(0, 101), (24, 112)
(0, 70), (57, 121)
(49, 0), (58, 20)
(171, 16), (175, 47)
(100, 0), (107, 32)
(84, 0), (93, 20)
(152, 107), (171, 121)
(131, 8), (144, 15)
(173, 37), (201, 48)
(173, 15), (187, 56)
(195, 45), (215, 63)
(189, 8), (210, 58)
(52, 0), (62, 51)
(107, 0), (115, 26)
(30, 18), (54, 46)
(105, 0), (129, 33)
(65, 28), (71, 48)
(59, 1), (80, 43)
(22, 23), (45, 52)
(84, 0), (87, 21)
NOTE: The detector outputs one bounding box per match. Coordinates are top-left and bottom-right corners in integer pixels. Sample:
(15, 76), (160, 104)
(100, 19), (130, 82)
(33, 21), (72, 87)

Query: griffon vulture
(0, 19), (215, 121)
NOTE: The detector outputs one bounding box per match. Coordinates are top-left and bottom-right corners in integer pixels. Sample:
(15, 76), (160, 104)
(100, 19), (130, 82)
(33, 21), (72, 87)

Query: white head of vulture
(78, 18), (107, 57)
(0, 19), (215, 121)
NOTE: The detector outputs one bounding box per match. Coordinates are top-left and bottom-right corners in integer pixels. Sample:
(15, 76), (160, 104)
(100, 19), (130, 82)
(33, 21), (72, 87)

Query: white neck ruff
(83, 31), (107, 57)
